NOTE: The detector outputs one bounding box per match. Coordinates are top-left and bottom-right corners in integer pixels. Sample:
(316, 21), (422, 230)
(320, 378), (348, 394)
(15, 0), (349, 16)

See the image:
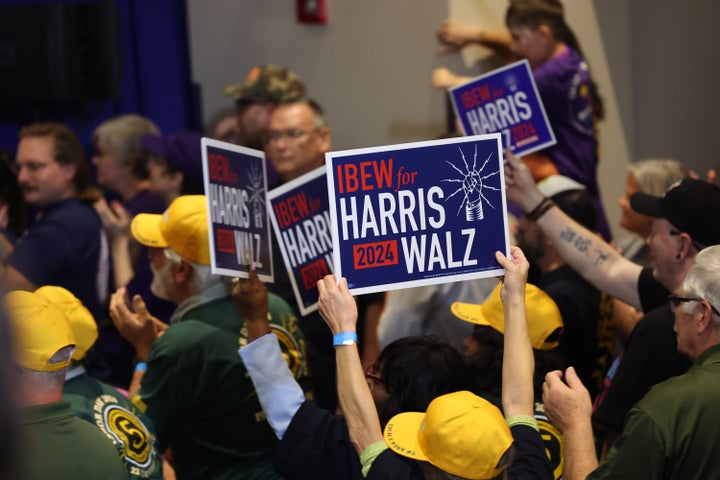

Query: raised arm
(504, 151), (644, 309)
(497, 247), (533, 418)
(94, 198), (135, 288)
(317, 275), (382, 454)
(436, 19), (513, 57)
(542, 368), (598, 480)
(234, 268), (305, 440)
(108, 288), (167, 395)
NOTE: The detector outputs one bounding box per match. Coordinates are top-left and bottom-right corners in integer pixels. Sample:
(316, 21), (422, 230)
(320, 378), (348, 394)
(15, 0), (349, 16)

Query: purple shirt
(534, 46), (611, 240)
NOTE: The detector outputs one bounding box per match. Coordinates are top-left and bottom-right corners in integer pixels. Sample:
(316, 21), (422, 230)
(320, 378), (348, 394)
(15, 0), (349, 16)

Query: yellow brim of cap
(451, 302), (494, 327)
(131, 213), (168, 249)
(383, 412), (429, 462)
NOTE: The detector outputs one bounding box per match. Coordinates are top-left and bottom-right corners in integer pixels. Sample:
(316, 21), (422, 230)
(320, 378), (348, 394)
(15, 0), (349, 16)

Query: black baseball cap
(630, 178), (720, 248)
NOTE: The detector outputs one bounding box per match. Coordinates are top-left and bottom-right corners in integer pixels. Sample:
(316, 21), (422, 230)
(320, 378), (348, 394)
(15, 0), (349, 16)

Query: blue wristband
(135, 362), (147, 372)
(333, 331), (358, 346)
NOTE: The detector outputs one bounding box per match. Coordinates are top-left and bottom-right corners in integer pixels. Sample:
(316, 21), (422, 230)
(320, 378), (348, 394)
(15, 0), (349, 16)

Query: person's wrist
(523, 193), (549, 216)
(475, 27), (485, 44)
(333, 331), (358, 347)
(246, 323), (272, 341)
(245, 310), (269, 324)
(134, 343), (152, 363)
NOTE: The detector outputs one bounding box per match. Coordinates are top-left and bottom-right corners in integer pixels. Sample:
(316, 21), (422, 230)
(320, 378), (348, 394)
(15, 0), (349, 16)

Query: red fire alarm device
(296, 0), (327, 24)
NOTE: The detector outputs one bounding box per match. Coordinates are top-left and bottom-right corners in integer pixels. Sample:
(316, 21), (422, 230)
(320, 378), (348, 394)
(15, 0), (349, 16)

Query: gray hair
(93, 114), (160, 168)
(278, 98), (327, 128)
(628, 159), (686, 196)
(163, 247), (222, 294)
(21, 345), (74, 388)
(681, 245), (720, 331)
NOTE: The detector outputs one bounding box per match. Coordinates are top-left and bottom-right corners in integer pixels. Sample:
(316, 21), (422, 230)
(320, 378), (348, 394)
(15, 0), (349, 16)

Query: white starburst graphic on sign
(442, 144), (500, 221)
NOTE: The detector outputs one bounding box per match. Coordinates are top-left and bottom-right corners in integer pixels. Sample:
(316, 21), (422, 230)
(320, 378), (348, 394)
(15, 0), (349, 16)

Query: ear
(59, 162), (77, 183)
(316, 125), (332, 152)
(676, 232), (694, 260)
(173, 259), (194, 284)
(536, 24), (553, 41)
(696, 300), (716, 334)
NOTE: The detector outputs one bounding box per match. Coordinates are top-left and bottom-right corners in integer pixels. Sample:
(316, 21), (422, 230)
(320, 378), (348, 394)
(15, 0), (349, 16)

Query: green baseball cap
(224, 65), (306, 104)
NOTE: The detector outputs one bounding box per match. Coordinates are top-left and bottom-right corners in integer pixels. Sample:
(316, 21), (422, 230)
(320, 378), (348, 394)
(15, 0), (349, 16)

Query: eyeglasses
(668, 230), (706, 252)
(263, 128), (317, 145)
(365, 363), (385, 386)
(668, 294), (720, 315)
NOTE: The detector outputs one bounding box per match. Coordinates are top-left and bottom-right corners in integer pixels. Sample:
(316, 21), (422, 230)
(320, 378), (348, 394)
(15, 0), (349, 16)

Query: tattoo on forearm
(559, 227), (576, 244)
(560, 227), (590, 254)
(559, 227), (609, 266)
(594, 249), (610, 266)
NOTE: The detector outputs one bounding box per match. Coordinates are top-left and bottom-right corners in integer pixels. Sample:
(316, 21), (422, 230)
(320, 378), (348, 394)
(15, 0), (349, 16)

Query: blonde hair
(628, 159), (686, 196)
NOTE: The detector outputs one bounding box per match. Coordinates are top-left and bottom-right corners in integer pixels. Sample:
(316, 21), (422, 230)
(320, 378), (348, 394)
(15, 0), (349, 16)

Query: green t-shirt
(17, 400), (128, 480)
(133, 291), (313, 480)
(64, 370), (163, 479)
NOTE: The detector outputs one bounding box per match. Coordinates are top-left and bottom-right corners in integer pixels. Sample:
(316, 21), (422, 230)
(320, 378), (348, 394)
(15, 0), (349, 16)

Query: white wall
(189, 1), (717, 240)
(628, 0), (720, 170)
(187, 1), (453, 149)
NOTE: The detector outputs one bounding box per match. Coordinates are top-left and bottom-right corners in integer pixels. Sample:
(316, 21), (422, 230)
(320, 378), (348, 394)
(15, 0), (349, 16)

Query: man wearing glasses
(263, 98), (338, 412)
(264, 99), (331, 184)
(503, 151), (720, 455)
(543, 245), (720, 479)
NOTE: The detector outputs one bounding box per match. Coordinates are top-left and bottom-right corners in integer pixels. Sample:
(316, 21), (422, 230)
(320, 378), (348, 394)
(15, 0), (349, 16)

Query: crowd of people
(0, 0), (718, 479)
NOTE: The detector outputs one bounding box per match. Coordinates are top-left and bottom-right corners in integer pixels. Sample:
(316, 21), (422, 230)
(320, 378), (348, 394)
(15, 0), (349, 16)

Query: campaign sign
(201, 138), (273, 281)
(326, 134), (510, 295)
(268, 167), (333, 315)
(449, 59), (556, 157)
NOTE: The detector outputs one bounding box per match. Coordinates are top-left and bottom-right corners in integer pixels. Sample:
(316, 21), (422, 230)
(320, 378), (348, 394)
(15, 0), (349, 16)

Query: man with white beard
(108, 195), (312, 480)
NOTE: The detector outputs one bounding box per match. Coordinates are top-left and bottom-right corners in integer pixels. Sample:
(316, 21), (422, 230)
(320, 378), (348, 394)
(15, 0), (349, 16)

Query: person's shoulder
(46, 198), (98, 217)
(160, 320), (216, 340)
(40, 199), (101, 229)
(631, 306), (674, 337)
(65, 373), (146, 414)
(151, 320), (220, 355)
(534, 47), (587, 90)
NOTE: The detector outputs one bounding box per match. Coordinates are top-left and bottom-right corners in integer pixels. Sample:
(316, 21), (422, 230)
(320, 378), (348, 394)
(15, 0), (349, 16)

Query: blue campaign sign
(325, 134), (510, 295)
(201, 138), (273, 282)
(268, 167), (333, 315)
(449, 59), (556, 157)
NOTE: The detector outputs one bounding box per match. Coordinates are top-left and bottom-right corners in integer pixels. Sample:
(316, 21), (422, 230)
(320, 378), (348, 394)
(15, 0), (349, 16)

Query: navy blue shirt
(9, 198), (104, 319)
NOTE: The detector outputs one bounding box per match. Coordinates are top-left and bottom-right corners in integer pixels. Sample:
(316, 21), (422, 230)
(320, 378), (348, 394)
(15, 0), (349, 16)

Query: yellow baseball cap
(384, 391), (513, 479)
(35, 286), (97, 361)
(451, 283), (563, 350)
(6, 290), (76, 372)
(131, 195), (211, 265)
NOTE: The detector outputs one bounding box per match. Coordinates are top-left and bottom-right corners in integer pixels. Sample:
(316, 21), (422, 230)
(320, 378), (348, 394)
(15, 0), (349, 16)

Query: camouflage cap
(223, 65), (306, 104)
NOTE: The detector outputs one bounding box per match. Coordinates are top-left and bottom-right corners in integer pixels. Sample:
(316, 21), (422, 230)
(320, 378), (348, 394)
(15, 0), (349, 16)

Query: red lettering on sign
(208, 153), (232, 182)
(300, 258), (330, 290)
(273, 191), (310, 228)
(461, 85), (491, 108)
(217, 228), (235, 253)
(336, 158), (394, 193)
(352, 240), (399, 270)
